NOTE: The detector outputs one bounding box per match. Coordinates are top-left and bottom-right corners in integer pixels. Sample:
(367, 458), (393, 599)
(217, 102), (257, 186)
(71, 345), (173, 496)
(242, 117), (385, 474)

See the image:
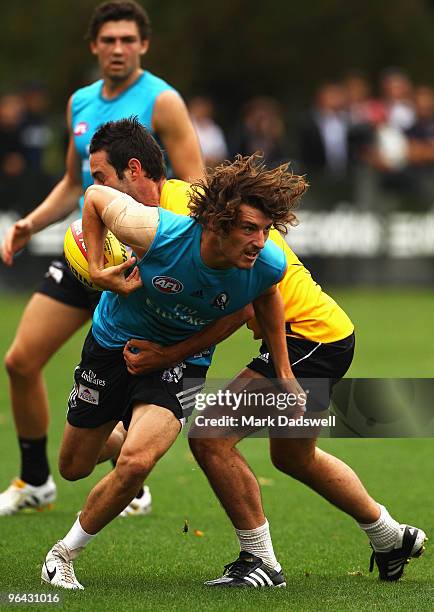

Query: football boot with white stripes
(369, 524), (427, 581)
(204, 551), (286, 588)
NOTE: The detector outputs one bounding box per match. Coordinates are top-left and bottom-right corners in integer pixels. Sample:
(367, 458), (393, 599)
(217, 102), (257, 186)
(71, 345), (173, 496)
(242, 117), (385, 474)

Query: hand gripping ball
(64, 218), (128, 290)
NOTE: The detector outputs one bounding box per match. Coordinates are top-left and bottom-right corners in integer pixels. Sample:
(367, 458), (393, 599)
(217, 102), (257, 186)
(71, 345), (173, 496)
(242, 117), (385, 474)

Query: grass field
(0, 289), (433, 611)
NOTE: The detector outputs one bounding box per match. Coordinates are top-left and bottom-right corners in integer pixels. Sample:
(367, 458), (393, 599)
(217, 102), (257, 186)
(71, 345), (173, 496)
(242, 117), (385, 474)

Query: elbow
(242, 303), (255, 323)
(83, 186), (98, 209)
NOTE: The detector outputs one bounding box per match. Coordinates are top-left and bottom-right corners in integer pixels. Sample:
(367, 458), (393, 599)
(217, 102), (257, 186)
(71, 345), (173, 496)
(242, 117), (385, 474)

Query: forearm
(82, 186), (159, 288)
(82, 191), (108, 277)
(164, 305), (253, 365)
(24, 174), (82, 234)
(253, 291), (293, 379)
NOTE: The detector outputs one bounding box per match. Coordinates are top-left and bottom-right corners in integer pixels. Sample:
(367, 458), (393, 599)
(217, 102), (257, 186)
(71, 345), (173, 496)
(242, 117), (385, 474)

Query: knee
(115, 452), (156, 487)
(5, 346), (38, 379)
(270, 446), (315, 478)
(59, 458), (93, 482)
(189, 437), (221, 461)
(59, 451), (94, 481)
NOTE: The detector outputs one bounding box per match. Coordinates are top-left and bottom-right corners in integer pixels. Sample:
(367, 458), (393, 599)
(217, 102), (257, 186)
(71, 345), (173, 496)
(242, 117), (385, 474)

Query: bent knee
(58, 456), (94, 481)
(189, 436), (221, 459)
(270, 448), (315, 477)
(116, 453), (156, 483)
(5, 347), (41, 378)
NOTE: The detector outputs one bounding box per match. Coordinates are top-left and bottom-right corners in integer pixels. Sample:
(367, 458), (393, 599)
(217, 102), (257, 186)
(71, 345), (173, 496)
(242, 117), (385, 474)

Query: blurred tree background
(0, 0), (433, 176)
(1, 0), (433, 111)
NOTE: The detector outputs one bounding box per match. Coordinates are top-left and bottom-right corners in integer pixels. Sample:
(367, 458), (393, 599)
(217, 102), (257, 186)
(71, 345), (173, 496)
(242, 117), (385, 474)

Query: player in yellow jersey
(126, 201), (426, 587)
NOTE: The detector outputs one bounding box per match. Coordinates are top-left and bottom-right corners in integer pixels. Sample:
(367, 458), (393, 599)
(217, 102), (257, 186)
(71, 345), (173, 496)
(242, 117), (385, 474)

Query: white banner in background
(1, 209), (434, 258)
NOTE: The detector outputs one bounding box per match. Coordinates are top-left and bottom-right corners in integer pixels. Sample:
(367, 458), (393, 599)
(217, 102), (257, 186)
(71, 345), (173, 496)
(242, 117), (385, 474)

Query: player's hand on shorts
(278, 376), (307, 416)
(123, 339), (171, 375)
(1, 218), (33, 266)
(90, 257), (142, 295)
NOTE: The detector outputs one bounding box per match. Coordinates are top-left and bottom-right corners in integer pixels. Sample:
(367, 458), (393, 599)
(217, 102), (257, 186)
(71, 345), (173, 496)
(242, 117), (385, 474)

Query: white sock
(235, 519), (281, 572)
(62, 516), (96, 558)
(359, 504), (400, 552)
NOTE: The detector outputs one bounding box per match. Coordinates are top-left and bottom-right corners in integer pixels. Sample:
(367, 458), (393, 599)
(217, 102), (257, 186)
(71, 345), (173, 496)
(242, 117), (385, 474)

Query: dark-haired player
(41, 127), (307, 589)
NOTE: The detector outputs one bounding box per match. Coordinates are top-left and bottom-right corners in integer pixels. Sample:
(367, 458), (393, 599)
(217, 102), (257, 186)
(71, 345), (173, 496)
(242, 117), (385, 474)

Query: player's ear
(89, 40), (98, 56)
(139, 39), (150, 57)
(128, 158), (142, 178)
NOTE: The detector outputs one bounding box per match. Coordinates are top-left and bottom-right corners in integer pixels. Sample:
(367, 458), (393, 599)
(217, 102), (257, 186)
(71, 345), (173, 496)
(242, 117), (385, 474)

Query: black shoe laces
(224, 557), (258, 579)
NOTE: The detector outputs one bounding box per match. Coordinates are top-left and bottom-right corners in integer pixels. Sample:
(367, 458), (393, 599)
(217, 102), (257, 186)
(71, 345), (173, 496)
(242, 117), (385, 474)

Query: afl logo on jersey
(152, 276), (184, 294)
(74, 122), (89, 136)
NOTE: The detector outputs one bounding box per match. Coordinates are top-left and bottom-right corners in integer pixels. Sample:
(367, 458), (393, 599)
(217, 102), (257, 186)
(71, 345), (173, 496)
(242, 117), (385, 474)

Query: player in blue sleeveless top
(0, 1), (203, 516)
(41, 124), (307, 589)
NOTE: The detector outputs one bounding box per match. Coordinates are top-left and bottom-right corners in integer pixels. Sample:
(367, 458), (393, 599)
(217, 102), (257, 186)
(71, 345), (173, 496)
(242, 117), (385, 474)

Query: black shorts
(36, 255), (101, 312)
(67, 329), (207, 429)
(247, 333), (355, 412)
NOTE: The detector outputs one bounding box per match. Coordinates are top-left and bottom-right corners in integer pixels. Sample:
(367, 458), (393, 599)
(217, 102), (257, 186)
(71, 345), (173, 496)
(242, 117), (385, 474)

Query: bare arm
(82, 185), (159, 294)
(123, 304), (254, 375)
(252, 283), (294, 379)
(153, 90), (204, 182)
(1, 97), (82, 265)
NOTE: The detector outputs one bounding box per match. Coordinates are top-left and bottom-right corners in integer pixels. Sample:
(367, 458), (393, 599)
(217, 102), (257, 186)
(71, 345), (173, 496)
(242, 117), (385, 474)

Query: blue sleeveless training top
(71, 71), (175, 207)
(92, 208), (286, 367)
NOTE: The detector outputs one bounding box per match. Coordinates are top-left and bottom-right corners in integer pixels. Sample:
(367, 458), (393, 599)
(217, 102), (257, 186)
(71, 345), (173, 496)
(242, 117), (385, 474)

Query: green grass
(0, 290), (433, 610)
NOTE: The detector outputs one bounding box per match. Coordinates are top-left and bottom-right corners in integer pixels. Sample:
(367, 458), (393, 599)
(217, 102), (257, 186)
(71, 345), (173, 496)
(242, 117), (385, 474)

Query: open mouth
(244, 250), (259, 261)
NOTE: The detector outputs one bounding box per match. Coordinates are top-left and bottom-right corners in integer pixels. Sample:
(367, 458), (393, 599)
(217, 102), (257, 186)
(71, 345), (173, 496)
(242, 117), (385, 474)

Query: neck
(136, 178), (166, 207)
(200, 230), (231, 269)
(102, 69), (143, 100)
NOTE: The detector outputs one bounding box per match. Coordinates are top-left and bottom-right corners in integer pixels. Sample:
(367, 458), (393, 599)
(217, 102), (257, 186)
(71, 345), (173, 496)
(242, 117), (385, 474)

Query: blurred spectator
(404, 85), (434, 206)
(188, 96), (228, 167)
(0, 93), (28, 213)
(297, 81), (352, 177)
(0, 92), (55, 215)
(20, 82), (53, 173)
(344, 71), (384, 126)
(229, 96), (287, 167)
(0, 93), (26, 179)
(406, 85), (434, 164)
(379, 67), (415, 131)
(364, 80), (433, 210)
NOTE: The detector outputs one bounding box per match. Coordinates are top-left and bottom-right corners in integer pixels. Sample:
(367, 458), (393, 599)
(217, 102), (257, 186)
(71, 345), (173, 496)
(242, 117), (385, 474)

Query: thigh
(189, 367), (272, 442)
(8, 293), (90, 369)
(60, 419), (117, 472)
(124, 362), (208, 430)
(120, 404), (181, 464)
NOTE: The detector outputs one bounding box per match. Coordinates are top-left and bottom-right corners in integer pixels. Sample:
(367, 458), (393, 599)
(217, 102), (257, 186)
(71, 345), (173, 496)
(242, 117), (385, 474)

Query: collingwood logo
(81, 370), (106, 387)
(212, 292), (229, 310)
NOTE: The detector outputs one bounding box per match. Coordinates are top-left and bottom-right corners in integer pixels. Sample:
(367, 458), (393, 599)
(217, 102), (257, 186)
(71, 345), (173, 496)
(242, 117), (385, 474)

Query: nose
(253, 231), (266, 249)
(113, 39), (123, 54)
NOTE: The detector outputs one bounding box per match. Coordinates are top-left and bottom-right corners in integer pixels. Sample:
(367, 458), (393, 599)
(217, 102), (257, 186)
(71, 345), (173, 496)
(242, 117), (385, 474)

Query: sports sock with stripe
(235, 519), (281, 571)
